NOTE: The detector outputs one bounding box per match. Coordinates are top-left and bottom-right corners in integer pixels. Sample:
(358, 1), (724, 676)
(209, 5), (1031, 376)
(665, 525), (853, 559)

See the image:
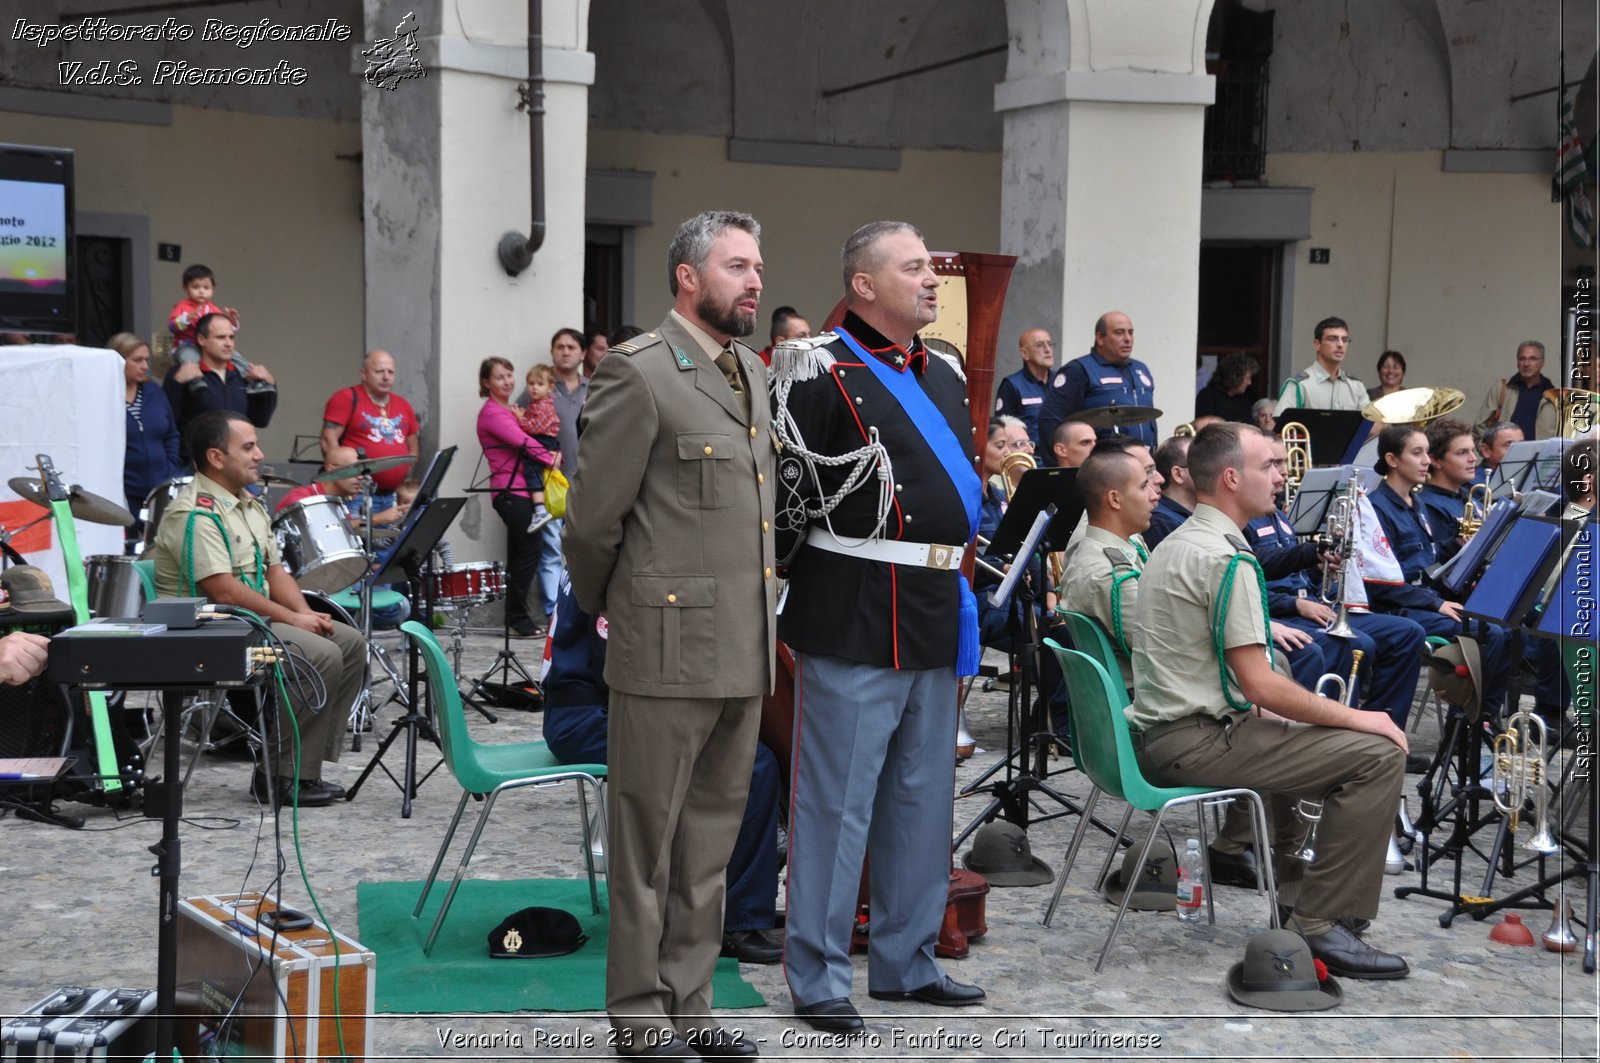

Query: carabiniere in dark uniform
(775, 311), (974, 669)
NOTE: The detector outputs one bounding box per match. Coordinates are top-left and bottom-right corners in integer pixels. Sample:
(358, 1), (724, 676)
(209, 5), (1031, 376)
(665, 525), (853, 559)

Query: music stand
(1286, 465), (1355, 536)
(1489, 438), (1568, 496)
(1277, 408), (1370, 466)
(344, 496), (467, 818)
(464, 442), (546, 703)
(1432, 496), (1518, 598)
(957, 467), (1092, 845)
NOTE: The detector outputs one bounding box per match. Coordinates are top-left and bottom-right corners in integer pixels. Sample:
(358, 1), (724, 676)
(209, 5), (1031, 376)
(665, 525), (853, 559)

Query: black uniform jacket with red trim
(774, 311), (975, 671)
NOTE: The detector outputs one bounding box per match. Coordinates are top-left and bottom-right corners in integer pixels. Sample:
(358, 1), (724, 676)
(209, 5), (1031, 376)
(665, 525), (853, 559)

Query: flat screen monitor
(0, 143), (75, 335)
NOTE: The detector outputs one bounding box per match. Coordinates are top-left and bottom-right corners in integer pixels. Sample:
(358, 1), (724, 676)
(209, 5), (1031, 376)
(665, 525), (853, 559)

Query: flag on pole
(1558, 55), (1594, 248)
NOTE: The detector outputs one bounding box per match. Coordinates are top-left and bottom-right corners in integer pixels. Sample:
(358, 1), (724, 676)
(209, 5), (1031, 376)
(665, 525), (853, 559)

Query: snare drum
(140, 476), (193, 548)
(272, 495), (369, 593)
(430, 561), (506, 609)
(86, 554), (145, 619)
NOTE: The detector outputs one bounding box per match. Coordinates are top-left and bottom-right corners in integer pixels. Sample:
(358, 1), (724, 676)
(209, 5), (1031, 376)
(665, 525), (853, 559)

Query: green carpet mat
(358, 878), (765, 1013)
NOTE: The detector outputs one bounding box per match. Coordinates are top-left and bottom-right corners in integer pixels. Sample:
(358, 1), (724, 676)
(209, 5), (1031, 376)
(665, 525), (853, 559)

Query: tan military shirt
(1275, 361), (1368, 415)
(1060, 524), (1144, 690)
(1127, 502), (1270, 731)
(153, 473), (279, 598)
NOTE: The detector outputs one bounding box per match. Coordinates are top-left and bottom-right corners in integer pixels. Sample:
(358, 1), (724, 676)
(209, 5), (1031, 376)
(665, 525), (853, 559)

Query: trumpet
(1280, 421), (1312, 514)
(1458, 481), (1492, 539)
(1317, 478), (1361, 639)
(1291, 650), (1365, 863)
(1491, 708), (1560, 854)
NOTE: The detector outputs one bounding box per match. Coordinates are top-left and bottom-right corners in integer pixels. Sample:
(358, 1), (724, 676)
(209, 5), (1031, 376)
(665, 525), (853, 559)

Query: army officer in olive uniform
(153, 410), (365, 808)
(1129, 422), (1409, 980)
(563, 211), (776, 1062)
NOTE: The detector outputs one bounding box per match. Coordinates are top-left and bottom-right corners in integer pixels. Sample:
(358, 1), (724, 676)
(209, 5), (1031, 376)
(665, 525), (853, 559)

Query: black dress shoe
(683, 1027), (758, 1057)
(1301, 922), (1409, 980)
(794, 997), (863, 1033)
(1278, 904), (1370, 937)
(615, 1034), (701, 1060)
(249, 773), (333, 808)
(720, 929), (782, 965)
(868, 975), (986, 1007)
(1206, 846), (1260, 889)
(312, 778), (346, 799)
(1405, 754), (1432, 774)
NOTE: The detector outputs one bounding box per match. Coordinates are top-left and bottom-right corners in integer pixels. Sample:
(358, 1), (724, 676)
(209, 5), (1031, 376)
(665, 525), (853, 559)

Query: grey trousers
(1135, 713), (1403, 920)
(270, 619), (364, 780)
(605, 690), (760, 1041)
(784, 654), (956, 1007)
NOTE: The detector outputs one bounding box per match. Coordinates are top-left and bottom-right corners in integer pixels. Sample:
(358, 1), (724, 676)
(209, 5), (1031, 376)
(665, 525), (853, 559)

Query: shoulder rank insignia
(196, 494), (215, 510)
(1102, 546), (1135, 568)
(1290, 370), (1310, 382)
(610, 332), (664, 358)
(1225, 533), (1254, 554)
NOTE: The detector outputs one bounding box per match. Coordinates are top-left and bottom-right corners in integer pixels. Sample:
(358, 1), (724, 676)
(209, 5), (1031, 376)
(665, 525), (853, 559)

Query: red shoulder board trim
(197, 495), (215, 509)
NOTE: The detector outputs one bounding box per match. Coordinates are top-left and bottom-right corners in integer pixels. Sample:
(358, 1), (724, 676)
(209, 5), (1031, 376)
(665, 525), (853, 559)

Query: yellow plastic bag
(544, 467), (570, 518)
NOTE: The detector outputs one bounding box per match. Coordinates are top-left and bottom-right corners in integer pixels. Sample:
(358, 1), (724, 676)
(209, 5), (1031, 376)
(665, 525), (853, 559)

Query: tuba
(1280, 421), (1312, 514)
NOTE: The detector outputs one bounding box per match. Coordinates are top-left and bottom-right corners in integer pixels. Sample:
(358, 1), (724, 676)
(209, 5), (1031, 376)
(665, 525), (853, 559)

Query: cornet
(1491, 708), (1560, 854)
(1458, 481), (1492, 539)
(1291, 650), (1364, 863)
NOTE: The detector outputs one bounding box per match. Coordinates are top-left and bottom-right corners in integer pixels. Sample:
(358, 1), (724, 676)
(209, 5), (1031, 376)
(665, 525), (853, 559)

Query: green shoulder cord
(1108, 567), (1141, 658)
(1105, 542), (1150, 657)
(1213, 551), (1273, 712)
(183, 507), (265, 596)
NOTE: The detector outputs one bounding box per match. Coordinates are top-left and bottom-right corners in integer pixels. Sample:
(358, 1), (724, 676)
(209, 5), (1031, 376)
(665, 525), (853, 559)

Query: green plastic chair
(401, 621), (608, 956)
(1039, 639), (1279, 972)
(1057, 610), (1130, 701)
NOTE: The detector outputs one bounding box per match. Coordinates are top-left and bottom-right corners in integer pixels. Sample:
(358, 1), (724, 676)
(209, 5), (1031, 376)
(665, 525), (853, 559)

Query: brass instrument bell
(1362, 386), (1467, 427)
(1280, 421), (1312, 513)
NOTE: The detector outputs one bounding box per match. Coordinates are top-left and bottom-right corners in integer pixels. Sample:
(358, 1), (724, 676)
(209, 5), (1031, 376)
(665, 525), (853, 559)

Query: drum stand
(343, 476), (415, 751)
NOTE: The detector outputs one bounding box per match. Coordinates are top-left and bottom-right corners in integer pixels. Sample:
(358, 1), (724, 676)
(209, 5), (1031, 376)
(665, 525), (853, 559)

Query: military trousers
(1134, 713), (1403, 921)
(269, 618), (365, 781)
(604, 690), (760, 1044)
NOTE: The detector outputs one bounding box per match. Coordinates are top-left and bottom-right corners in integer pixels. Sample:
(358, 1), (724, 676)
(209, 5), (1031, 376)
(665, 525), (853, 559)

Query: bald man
(996, 327), (1056, 446)
(320, 349), (420, 517)
(1037, 311), (1156, 454)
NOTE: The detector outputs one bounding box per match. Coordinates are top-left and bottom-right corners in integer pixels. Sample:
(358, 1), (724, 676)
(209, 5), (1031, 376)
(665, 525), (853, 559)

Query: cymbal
(257, 467), (302, 488)
(313, 455), (412, 484)
(1067, 405), (1162, 429)
(7, 476), (136, 527)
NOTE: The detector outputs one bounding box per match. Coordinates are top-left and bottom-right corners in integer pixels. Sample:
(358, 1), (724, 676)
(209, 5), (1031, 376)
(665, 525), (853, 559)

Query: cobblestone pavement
(1, 620), (1595, 1061)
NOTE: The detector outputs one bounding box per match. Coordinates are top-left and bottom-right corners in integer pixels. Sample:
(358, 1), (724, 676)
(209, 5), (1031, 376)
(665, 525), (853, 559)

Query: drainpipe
(498, 0), (545, 275)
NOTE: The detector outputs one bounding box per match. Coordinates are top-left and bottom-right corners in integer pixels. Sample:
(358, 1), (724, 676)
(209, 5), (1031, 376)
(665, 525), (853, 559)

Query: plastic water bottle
(1176, 838), (1204, 923)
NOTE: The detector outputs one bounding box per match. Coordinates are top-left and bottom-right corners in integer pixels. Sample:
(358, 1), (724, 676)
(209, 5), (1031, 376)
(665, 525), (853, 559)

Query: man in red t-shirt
(319, 350), (419, 518)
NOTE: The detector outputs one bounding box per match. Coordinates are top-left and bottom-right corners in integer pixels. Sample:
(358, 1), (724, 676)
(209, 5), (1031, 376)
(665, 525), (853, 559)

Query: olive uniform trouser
(1134, 713), (1403, 921)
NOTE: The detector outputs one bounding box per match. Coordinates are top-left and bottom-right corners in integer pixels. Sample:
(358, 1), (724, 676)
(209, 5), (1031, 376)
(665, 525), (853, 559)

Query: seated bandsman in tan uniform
(1129, 422), (1409, 980)
(1058, 449), (1158, 693)
(153, 409), (365, 809)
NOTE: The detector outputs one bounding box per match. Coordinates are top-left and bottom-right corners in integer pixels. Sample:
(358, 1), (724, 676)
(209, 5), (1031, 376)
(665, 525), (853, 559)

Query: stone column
(362, 0), (592, 556)
(996, 0), (1214, 432)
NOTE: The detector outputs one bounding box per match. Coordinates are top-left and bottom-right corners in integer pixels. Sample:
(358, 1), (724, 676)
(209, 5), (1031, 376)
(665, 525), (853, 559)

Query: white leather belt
(806, 527), (964, 571)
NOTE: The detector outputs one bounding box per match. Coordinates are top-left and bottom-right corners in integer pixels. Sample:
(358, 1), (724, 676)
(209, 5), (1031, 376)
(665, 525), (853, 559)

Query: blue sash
(836, 328), (983, 674)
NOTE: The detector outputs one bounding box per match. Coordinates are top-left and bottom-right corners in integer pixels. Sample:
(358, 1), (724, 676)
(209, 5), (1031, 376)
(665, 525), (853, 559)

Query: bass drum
(272, 495), (369, 594)
(140, 476), (193, 549)
(85, 555), (145, 619)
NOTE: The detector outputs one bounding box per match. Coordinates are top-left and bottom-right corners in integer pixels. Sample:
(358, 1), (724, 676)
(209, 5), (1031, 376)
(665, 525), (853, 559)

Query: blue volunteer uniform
(1415, 483), (1470, 567)
(1037, 348), (1156, 455)
(1365, 481), (1513, 716)
(1247, 510), (1427, 727)
(1143, 495), (1192, 551)
(541, 574), (782, 938)
(995, 366), (1051, 447)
